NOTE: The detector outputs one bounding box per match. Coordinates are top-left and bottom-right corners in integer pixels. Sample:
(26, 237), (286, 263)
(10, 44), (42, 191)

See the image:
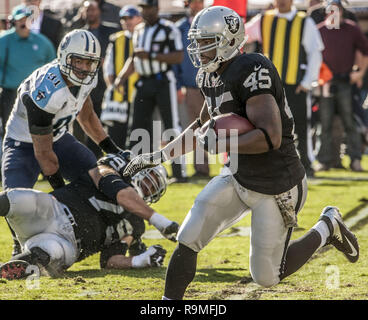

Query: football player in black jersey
(123, 6), (359, 300)
(0, 152), (179, 280)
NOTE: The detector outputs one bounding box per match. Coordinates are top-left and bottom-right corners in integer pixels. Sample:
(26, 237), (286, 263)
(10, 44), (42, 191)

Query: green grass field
(1, 155), (368, 300)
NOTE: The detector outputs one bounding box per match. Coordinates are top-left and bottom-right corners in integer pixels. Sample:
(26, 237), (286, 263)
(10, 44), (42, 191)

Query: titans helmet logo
(224, 15), (240, 34)
(60, 35), (71, 50)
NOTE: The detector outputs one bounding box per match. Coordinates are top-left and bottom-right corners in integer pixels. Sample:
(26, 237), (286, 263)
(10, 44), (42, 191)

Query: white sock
(131, 252), (150, 268)
(149, 212), (171, 231)
(162, 296), (172, 300)
(312, 220), (331, 250)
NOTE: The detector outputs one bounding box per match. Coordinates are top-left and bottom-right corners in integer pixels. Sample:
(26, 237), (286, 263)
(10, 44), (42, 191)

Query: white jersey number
(243, 68), (272, 92)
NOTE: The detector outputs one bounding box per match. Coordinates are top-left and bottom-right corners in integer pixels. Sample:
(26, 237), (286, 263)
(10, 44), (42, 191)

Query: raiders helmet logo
(224, 15), (240, 34)
(196, 71), (204, 88)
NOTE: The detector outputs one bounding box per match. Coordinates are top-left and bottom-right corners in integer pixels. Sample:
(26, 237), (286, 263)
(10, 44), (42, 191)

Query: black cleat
(160, 222), (179, 242)
(319, 206), (359, 263)
(1, 260), (32, 280)
(148, 245), (167, 267)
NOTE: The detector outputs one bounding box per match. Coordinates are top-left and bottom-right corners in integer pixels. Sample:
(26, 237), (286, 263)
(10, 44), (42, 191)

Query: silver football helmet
(131, 165), (168, 204)
(187, 6), (247, 73)
(57, 29), (101, 86)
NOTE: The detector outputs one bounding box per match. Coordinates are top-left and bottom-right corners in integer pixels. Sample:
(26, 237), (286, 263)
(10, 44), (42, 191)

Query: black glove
(123, 150), (166, 177)
(98, 136), (123, 155)
(45, 170), (65, 190)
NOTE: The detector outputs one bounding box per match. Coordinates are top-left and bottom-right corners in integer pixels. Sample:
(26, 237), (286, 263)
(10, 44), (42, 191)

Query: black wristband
(98, 174), (129, 200)
(46, 170), (65, 190)
(99, 136), (120, 154)
(258, 128), (274, 151)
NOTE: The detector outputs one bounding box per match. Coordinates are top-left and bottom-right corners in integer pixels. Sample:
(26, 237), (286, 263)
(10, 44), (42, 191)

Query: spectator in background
(68, 0), (121, 31)
(173, 0), (209, 179)
(114, 0), (187, 183)
(0, 4), (55, 134)
(245, 0), (324, 178)
(316, 0), (368, 172)
(0, 16), (7, 34)
(101, 5), (142, 149)
(308, 0), (357, 24)
(76, 0), (120, 158)
(23, 0), (64, 50)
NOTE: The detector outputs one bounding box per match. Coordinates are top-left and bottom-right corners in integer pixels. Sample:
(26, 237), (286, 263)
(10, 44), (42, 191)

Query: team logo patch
(36, 90), (46, 101)
(60, 35), (71, 50)
(197, 72), (204, 88)
(224, 15), (240, 34)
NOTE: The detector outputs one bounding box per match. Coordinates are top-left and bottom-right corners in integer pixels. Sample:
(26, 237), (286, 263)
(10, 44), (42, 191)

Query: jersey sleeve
(235, 54), (278, 104)
(29, 65), (67, 114)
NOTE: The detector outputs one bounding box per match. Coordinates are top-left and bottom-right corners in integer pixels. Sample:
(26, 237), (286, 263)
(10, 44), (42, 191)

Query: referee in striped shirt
(115, 0), (187, 182)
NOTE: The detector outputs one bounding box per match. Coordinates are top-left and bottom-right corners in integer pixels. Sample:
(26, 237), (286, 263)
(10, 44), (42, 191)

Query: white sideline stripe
(345, 206), (368, 229)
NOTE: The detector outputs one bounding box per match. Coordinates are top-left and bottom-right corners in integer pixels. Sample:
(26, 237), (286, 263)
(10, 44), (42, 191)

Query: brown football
(201, 113), (255, 137)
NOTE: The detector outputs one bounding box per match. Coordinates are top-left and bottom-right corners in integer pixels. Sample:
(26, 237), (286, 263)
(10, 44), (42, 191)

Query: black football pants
(284, 84), (313, 175)
(129, 72), (185, 179)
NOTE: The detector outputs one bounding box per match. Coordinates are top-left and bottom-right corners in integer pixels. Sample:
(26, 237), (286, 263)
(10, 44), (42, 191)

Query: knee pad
(250, 250), (280, 288)
(24, 233), (78, 271)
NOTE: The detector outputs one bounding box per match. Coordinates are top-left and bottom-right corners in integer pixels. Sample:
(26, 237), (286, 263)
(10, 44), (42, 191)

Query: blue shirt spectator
(0, 25), (56, 90)
(173, 16), (197, 89)
(0, 4), (56, 134)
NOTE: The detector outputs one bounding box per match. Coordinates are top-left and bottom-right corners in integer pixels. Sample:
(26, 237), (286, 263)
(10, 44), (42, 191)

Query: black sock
(280, 229), (322, 280)
(164, 243), (198, 300)
(11, 247), (50, 267)
(0, 191), (10, 216)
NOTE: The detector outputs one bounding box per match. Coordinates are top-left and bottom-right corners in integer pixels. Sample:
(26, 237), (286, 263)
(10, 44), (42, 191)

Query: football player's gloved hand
(159, 221), (179, 242)
(98, 136), (124, 155)
(123, 150), (167, 177)
(148, 245), (167, 267)
(195, 118), (218, 155)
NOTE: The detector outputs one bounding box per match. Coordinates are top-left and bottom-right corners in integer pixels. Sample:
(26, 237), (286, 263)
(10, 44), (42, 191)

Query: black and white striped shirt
(132, 19), (183, 77)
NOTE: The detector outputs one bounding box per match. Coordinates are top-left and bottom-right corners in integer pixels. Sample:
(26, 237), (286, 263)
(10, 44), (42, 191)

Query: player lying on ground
(0, 152), (179, 279)
(123, 6), (360, 300)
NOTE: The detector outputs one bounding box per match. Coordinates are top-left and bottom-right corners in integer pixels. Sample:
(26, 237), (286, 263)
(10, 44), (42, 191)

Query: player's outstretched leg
(280, 206), (359, 280)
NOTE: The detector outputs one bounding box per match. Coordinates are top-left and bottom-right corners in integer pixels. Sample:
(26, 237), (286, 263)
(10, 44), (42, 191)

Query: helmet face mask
(131, 165), (168, 204)
(187, 6), (247, 73)
(58, 30), (102, 86)
(64, 53), (101, 86)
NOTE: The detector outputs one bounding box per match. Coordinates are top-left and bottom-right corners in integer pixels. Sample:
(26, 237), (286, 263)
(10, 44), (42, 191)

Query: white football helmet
(187, 6), (247, 73)
(131, 165), (168, 204)
(57, 29), (101, 86)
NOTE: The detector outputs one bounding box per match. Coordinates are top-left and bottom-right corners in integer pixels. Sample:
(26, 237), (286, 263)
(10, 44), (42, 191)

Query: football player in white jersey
(2, 29), (124, 256)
